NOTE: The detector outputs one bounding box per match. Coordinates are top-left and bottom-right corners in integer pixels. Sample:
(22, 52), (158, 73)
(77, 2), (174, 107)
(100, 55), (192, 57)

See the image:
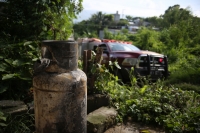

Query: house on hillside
(99, 12), (159, 39)
(127, 21), (139, 32)
(126, 18), (159, 32)
(113, 11), (120, 22)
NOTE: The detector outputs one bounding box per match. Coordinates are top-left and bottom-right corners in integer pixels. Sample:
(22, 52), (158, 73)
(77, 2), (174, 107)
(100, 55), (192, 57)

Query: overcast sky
(74, 0), (200, 22)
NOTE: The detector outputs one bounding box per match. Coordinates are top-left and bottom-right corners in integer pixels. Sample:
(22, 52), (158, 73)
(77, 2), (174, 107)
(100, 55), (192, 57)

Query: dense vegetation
(90, 61), (200, 132)
(0, 1), (200, 132)
(0, 0), (83, 99)
(0, 0), (83, 132)
(75, 4), (200, 132)
(74, 4), (200, 92)
(73, 11), (129, 39)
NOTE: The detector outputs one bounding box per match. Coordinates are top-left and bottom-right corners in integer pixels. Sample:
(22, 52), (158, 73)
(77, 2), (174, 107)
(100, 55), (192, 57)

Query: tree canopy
(0, 0), (83, 100)
(0, 0), (83, 40)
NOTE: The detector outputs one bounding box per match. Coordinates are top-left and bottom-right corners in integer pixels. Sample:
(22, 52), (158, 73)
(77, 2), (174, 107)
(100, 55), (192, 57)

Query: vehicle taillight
(159, 58), (163, 63)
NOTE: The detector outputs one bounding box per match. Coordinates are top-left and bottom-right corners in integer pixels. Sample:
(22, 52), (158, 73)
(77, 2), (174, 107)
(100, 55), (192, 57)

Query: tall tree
(126, 15), (133, 22)
(0, 0), (83, 100)
(0, 0), (83, 40)
(89, 11), (114, 35)
(160, 4), (192, 28)
(144, 16), (162, 27)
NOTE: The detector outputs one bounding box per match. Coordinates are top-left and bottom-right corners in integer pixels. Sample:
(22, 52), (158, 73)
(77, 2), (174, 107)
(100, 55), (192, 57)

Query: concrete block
(0, 100), (28, 115)
(87, 106), (117, 133)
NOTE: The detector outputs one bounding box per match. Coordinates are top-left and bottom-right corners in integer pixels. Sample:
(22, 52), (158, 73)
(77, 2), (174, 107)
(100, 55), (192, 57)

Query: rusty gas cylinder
(33, 40), (87, 133)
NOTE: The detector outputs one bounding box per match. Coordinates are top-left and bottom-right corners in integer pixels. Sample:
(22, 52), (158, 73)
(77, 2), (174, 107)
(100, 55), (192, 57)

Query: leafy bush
(1, 113), (35, 133)
(165, 53), (200, 92)
(0, 0), (83, 41)
(90, 59), (200, 132)
(103, 28), (128, 40)
(173, 83), (200, 93)
(133, 27), (165, 53)
(0, 111), (7, 133)
(0, 40), (40, 100)
(165, 68), (200, 85)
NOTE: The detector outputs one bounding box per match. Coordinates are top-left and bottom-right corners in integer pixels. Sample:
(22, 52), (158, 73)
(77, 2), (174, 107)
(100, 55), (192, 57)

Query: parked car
(79, 38), (170, 82)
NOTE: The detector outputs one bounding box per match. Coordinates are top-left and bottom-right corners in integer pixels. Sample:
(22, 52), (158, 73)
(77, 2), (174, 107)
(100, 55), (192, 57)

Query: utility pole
(122, 9), (125, 19)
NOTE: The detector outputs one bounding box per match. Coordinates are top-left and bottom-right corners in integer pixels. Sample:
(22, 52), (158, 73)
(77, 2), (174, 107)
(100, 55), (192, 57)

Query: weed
(2, 112), (35, 133)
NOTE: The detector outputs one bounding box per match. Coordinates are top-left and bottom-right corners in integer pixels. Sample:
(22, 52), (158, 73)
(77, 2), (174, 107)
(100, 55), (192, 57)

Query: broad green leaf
(0, 68), (5, 72)
(0, 123), (7, 127)
(167, 124), (174, 128)
(2, 74), (18, 80)
(4, 59), (13, 66)
(28, 45), (35, 50)
(0, 111), (3, 116)
(42, 26), (47, 31)
(109, 61), (113, 66)
(0, 63), (10, 72)
(18, 76), (31, 81)
(114, 61), (121, 69)
(0, 65), (6, 72)
(0, 85), (8, 93)
(115, 76), (118, 81)
(27, 51), (34, 56)
(140, 85), (148, 94)
(12, 59), (25, 67)
(39, 31), (45, 36)
(32, 58), (39, 61)
(24, 41), (33, 46)
(105, 69), (109, 73)
(92, 51), (96, 56)
(0, 116), (6, 121)
(97, 63), (102, 68)
(126, 100), (134, 105)
(0, 111), (6, 123)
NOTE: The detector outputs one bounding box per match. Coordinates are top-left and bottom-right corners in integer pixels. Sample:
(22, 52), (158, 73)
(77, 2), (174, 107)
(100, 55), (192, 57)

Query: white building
(113, 11), (120, 22)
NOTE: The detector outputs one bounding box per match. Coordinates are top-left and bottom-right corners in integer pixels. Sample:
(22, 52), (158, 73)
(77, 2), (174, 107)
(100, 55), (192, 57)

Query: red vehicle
(80, 38), (169, 82)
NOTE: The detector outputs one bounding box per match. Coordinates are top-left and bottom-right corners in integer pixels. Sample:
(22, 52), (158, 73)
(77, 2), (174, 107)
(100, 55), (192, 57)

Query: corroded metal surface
(33, 40), (87, 133)
(41, 40), (78, 72)
(33, 70), (87, 133)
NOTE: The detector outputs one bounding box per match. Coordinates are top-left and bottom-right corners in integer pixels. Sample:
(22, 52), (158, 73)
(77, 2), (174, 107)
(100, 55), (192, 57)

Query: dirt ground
(104, 122), (166, 133)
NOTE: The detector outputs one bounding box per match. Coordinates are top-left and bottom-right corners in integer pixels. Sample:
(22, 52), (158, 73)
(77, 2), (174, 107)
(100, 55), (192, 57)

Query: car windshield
(108, 43), (140, 51)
